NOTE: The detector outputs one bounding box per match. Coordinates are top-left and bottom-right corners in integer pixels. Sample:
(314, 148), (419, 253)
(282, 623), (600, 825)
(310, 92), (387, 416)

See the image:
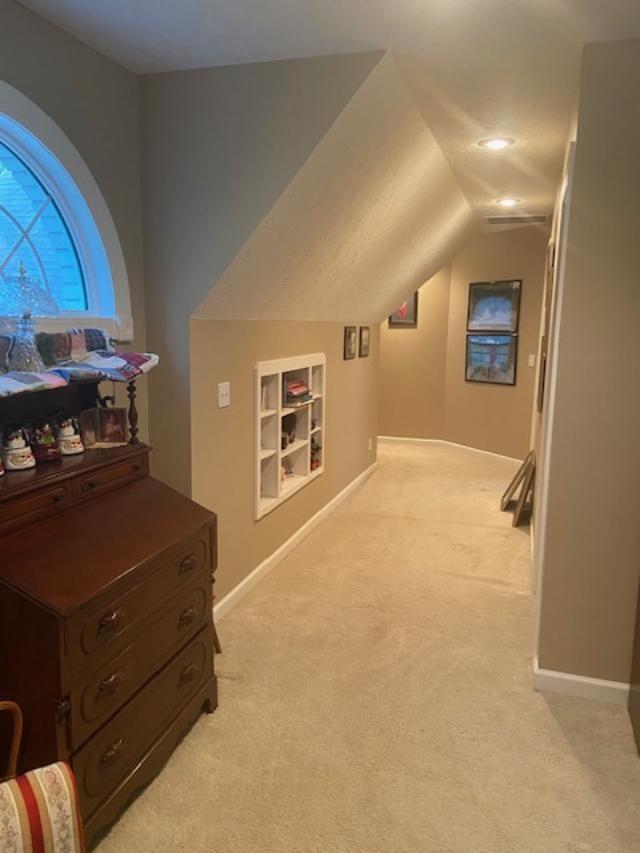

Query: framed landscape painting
(465, 334), (517, 385)
(467, 280), (521, 333)
(343, 325), (357, 360)
(358, 326), (370, 357)
(389, 292), (418, 327)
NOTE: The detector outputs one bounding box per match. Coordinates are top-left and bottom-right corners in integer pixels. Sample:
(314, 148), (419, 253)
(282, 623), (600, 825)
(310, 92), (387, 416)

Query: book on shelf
(284, 378), (312, 407)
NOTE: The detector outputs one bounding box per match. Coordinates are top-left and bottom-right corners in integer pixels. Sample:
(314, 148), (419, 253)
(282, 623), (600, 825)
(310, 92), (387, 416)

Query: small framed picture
(467, 280), (521, 333)
(389, 293), (418, 327)
(343, 326), (357, 360)
(79, 408), (99, 448)
(359, 326), (370, 358)
(98, 407), (128, 444)
(465, 334), (517, 386)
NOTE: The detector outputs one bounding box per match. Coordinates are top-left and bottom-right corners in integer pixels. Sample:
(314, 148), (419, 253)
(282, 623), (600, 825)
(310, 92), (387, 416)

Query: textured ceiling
(17, 0), (640, 217)
(194, 55), (475, 323)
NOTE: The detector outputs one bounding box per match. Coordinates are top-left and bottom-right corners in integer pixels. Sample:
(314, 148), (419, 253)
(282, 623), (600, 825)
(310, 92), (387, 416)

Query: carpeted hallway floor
(98, 442), (640, 852)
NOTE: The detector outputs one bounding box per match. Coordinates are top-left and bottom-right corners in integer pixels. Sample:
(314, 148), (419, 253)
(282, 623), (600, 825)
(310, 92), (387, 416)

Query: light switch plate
(217, 381), (231, 408)
(528, 354), (536, 368)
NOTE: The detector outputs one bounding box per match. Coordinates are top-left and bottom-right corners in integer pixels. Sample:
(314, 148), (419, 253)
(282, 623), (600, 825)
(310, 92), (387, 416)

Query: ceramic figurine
(311, 437), (322, 471)
(2, 424), (36, 470)
(56, 415), (84, 456)
(30, 416), (62, 463)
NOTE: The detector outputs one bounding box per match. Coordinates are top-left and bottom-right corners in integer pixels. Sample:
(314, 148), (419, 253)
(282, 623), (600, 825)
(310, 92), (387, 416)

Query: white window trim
(0, 81), (133, 342)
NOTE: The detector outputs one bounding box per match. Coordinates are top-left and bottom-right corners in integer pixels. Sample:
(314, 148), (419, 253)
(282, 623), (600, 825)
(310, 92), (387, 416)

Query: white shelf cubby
(255, 353), (326, 519)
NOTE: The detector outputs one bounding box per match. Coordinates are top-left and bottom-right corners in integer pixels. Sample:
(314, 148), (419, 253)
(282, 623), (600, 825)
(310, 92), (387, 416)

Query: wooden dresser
(0, 443), (218, 849)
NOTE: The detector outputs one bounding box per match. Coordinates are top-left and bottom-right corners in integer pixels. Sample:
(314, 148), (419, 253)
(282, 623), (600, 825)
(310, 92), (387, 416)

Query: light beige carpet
(98, 442), (640, 852)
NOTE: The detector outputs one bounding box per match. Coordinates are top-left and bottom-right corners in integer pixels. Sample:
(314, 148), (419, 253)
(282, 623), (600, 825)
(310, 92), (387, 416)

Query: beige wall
(444, 228), (547, 459)
(141, 53), (380, 495)
(537, 39), (640, 683)
(379, 267), (450, 439)
(190, 320), (378, 600)
(379, 227), (547, 459)
(0, 0), (149, 439)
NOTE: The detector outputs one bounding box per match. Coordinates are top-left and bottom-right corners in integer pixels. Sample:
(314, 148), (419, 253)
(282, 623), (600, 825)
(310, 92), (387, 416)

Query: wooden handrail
(0, 701), (23, 781)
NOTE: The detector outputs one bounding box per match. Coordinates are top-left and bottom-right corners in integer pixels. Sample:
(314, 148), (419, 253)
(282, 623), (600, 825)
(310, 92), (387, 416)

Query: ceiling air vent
(486, 215), (548, 226)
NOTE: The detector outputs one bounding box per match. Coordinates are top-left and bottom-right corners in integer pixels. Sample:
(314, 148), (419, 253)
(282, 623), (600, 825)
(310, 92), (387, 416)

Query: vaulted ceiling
(18, 0), (640, 221)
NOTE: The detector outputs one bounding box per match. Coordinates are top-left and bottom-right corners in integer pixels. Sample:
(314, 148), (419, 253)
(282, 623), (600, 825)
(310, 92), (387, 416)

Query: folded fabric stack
(36, 327), (114, 366)
(48, 349), (159, 383)
(0, 328), (159, 397)
(285, 378), (312, 408)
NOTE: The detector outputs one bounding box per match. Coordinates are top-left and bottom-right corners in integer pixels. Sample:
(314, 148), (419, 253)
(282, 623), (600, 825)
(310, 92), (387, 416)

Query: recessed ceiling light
(497, 197), (520, 207)
(478, 137), (515, 151)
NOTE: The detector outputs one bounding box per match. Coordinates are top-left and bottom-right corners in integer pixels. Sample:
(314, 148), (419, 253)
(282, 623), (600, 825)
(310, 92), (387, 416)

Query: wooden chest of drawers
(0, 446), (218, 849)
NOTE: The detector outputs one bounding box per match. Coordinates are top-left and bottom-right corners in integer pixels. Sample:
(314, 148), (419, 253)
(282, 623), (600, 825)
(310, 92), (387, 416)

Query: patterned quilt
(0, 328), (159, 397)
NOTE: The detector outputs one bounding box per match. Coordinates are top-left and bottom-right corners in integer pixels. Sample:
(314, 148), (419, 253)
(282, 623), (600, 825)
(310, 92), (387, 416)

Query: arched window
(0, 141), (87, 314)
(0, 82), (133, 340)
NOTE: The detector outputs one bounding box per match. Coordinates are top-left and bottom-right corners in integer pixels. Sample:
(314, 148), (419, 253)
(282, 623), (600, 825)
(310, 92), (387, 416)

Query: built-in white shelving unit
(255, 353), (326, 520)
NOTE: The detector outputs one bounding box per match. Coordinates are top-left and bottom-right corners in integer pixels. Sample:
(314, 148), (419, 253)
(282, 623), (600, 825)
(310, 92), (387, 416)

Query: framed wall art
(388, 292), (418, 327)
(358, 326), (370, 357)
(467, 280), (521, 333)
(343, 326), (357, 360)
(465, 334), (517, 386)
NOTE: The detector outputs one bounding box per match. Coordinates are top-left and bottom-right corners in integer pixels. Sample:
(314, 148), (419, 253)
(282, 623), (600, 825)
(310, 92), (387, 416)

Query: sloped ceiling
(195, 54), (475, 323)
(20, 0), (640, 220)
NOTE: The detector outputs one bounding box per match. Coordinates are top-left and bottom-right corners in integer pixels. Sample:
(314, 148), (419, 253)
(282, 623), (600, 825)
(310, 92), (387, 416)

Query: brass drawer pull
(97, 671), (124, 699)
(179, 663), (199, 686)
(97, 608), (124, 637)
(82, 479), (98, 492)
(52, 490), (66, 504)
(99, 737), (126, 770)
(132, 462), (143, 473)
(179, 554), (197, 576)
(178, 606), (197, 630)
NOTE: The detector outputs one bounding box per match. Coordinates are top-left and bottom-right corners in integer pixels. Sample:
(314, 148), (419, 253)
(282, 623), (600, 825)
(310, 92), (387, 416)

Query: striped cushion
(0, 763), (84, 852)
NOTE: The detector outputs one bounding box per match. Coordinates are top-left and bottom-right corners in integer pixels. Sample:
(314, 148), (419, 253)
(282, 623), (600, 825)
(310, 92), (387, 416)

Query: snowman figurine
(56, 415), (84, 456)
(2, 425), (36, 471)
(30, 417), (62, 463)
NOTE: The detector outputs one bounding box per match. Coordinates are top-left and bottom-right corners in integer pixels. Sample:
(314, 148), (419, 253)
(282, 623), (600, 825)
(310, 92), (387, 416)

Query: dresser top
(0, 444), (146, 502)
(0, 477), (215, 616)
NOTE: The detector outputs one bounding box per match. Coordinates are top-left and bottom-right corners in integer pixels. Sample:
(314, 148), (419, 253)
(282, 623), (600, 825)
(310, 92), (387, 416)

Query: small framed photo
(358, 326), (370, 358)
(466, 334), (517, 386)
(98, 407), (128, 444)
(467, 280), (521, 333)
(79, 408), (99, 448)
(343, 326), (357, 360)
(389, 293), (418, 327)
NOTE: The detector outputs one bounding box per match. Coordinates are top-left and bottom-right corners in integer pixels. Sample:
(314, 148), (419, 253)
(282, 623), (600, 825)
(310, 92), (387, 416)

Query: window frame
(0, 82), (133, 341)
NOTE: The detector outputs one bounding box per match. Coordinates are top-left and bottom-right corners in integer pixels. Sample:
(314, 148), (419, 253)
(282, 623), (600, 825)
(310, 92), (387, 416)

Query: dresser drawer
(0, 482), (72, 535)
(73, 455), (148, 503)
(66, 534), (210, 674)
(68, 578), (212, 750)
(72, 630), (213, 818)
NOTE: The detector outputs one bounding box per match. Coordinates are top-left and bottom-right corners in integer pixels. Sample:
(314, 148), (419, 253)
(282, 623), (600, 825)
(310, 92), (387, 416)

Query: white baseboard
(378, 435), (522, 464)
(214, 462), (378, 621)
(533, 657), (630, 705)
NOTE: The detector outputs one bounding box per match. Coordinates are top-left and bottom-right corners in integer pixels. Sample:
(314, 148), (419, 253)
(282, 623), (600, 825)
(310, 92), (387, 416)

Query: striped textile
(0, 763), (85, 853)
